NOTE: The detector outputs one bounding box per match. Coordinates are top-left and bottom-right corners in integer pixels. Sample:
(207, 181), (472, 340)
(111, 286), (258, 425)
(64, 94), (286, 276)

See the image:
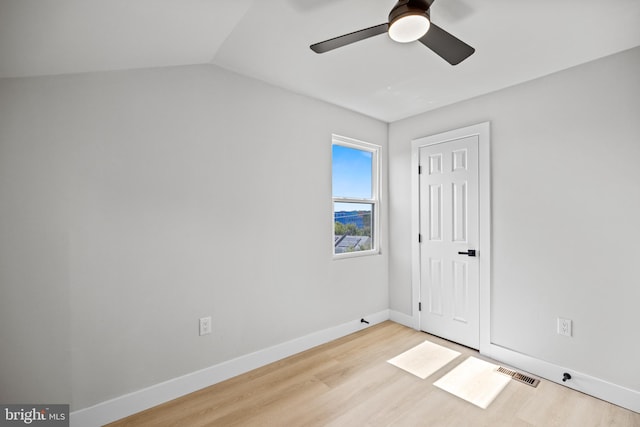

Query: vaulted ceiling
(1, 0), (639, 122)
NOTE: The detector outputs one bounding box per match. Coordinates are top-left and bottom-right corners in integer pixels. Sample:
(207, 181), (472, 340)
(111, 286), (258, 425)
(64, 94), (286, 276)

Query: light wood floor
(108, 321), (640, 426)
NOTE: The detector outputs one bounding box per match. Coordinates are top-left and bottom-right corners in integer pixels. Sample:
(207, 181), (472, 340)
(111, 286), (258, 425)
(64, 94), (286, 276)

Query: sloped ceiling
(1, 0), (639, 122)
(0, 0), (253, 77)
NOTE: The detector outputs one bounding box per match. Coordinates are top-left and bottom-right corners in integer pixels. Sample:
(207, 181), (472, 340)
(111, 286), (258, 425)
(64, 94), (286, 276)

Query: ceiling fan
(310, 0), (475, 65)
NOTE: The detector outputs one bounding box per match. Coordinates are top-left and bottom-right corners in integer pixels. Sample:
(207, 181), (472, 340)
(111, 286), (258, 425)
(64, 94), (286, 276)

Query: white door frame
(411, 122), (491, 354)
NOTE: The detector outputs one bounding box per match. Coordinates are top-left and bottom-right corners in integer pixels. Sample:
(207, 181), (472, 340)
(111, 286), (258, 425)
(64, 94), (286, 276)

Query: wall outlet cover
(557, 317), (572, 337)
(199, 316), (212, 336)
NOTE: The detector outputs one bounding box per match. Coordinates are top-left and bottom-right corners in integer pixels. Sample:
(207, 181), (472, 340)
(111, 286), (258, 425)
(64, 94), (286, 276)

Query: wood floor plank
(108, 321), (640, 427)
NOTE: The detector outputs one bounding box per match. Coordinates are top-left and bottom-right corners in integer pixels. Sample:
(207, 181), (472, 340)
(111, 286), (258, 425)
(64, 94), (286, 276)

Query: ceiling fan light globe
(388, 14), (430, 43)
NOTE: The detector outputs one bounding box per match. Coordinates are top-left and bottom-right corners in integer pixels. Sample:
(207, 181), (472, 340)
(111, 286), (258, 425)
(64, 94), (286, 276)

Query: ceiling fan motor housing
(388, 0), (431, 24)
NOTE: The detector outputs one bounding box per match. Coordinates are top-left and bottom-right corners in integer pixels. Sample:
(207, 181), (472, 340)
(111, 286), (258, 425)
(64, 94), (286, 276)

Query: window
(332, 135), (380, 258)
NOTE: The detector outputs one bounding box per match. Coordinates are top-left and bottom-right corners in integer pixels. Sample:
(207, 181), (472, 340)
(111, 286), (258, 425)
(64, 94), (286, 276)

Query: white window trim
(332, 134), (381, 259)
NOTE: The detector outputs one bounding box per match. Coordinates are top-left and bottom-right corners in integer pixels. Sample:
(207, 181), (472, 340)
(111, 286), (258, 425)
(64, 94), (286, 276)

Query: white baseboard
(389, 309), (414, 328)
(483, 342), (640, 413)
(70, 309), (390, 427)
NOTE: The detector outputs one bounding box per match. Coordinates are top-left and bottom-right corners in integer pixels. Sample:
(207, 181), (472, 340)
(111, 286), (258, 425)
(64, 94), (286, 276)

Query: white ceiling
(1, 0), (639, 122)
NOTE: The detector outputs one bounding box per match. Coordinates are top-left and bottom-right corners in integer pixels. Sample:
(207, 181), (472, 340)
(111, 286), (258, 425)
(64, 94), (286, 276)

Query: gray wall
(0, 65), (389, 410)
(389, 46), (640, 391)
(0, 76), (72, 405)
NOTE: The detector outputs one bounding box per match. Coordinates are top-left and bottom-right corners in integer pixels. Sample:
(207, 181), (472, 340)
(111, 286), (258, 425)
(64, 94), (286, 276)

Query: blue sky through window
(332, 144), (372, 200)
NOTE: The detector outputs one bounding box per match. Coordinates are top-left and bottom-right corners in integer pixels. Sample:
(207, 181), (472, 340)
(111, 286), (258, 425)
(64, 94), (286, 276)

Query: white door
(419, 135), (479, 349)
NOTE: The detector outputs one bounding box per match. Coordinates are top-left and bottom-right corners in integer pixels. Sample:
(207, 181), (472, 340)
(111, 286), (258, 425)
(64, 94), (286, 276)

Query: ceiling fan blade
(310, 23), (389, 53)
(418, 22), (475, 65)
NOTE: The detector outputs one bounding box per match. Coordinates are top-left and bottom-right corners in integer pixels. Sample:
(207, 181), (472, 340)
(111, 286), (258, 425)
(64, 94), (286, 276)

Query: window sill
(333, 249), (380, 260)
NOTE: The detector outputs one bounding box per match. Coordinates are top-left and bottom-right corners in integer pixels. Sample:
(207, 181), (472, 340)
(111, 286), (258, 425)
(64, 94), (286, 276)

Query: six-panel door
(419, 135), (480, 349)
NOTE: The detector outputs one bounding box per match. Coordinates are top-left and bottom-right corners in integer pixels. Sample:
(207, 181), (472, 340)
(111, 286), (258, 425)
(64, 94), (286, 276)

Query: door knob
(458, 249), (476, 257)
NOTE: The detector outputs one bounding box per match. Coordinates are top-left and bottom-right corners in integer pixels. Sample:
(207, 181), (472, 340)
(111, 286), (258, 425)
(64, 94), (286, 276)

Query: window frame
(331, 134), (381, 259)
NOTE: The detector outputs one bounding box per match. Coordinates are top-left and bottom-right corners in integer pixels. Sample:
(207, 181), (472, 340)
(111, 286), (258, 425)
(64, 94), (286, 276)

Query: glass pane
(332, 144), (373, 199)
(334, 202), (374, 254)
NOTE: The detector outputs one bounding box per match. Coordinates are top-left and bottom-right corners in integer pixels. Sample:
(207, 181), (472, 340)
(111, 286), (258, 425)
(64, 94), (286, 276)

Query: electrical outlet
(199, 316), (212, 336)
(557, 317), (572, 337)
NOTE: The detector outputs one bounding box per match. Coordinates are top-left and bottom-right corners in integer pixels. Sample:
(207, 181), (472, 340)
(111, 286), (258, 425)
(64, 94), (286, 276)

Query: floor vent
(497, 367), (516, 376)
(497, 367), (540, 388)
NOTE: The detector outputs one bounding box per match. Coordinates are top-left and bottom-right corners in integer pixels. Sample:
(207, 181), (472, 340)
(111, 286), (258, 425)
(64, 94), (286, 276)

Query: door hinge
(419, 302), (422, 312)
(418, 165), (422, 174)
(418, 234), (422, 243)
